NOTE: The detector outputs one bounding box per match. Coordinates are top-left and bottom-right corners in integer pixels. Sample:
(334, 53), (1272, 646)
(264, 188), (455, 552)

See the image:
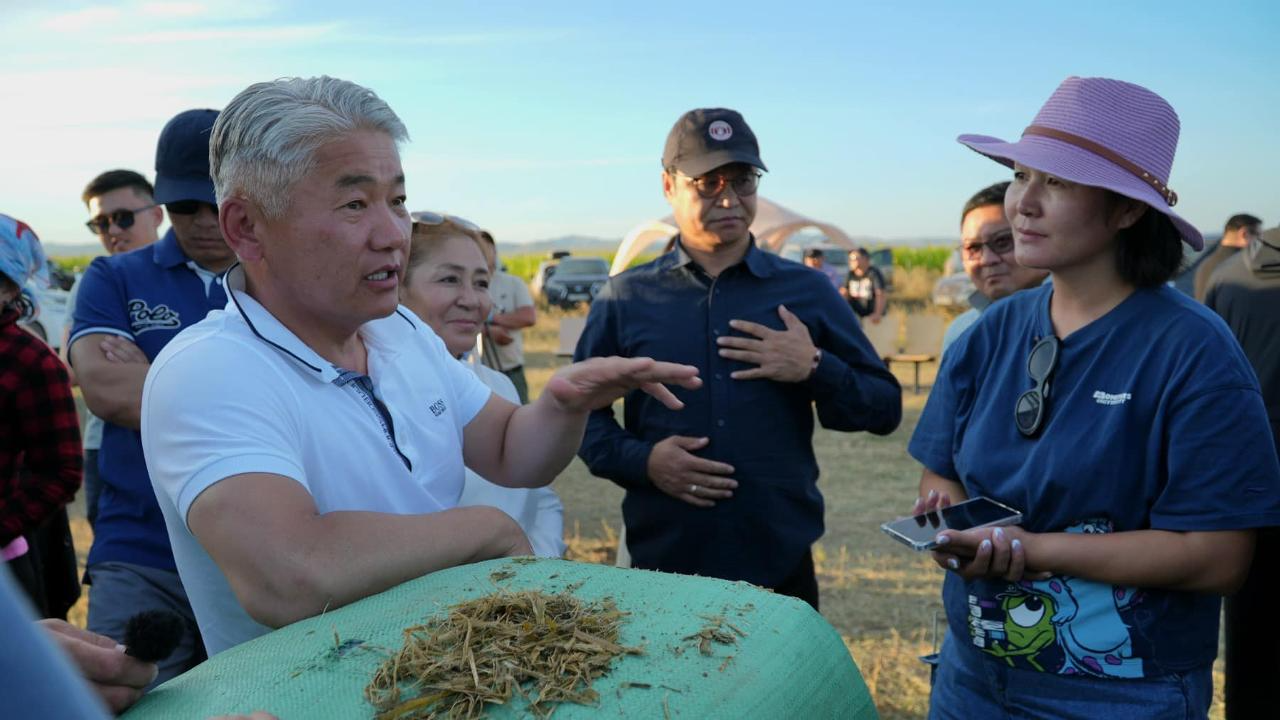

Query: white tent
(610, 196), (854, 275)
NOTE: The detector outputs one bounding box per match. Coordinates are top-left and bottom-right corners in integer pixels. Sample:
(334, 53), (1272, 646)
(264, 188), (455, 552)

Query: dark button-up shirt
(575, 238), (901, 587)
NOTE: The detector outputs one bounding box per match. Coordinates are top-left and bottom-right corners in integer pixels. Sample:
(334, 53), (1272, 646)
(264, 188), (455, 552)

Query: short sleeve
(1151, 385), (1280, 531)
(142, 336), (307, 528)
(68, 257), (133, 351)
(908, 338), (971, 480)
(513, 276), (533, 308)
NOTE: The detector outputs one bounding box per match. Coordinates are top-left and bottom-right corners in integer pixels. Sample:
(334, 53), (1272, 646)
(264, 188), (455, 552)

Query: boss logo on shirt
(429, 398), (447, 416)
(1092, 390), (1132, 406)
(128, 299), (181, 333)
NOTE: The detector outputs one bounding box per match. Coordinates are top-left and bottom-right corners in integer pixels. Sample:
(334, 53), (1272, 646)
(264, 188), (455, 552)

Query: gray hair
(210, 76), (409, 218)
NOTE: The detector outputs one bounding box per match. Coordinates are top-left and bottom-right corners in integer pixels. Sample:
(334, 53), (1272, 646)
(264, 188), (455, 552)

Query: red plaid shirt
(0, 307), (82, 545)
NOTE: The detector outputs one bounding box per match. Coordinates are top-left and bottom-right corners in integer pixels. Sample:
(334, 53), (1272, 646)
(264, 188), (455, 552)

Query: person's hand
(717, 305), (817, 383)
(869, 314), (883, 325)
(488, 325), (514, 346)
(932, 525), (1051, 583)
(542, 356), (700, 413)
(646, 436), (737, 508)
(100, 335), (148, 364)
(39, 619), (157, 713)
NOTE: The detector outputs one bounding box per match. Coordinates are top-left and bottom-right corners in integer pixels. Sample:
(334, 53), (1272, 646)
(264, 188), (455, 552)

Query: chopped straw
(365, 589), (641, 719)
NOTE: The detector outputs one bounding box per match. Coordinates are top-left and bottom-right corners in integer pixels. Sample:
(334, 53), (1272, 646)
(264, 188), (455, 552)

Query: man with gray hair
(141, 76), (699, 655)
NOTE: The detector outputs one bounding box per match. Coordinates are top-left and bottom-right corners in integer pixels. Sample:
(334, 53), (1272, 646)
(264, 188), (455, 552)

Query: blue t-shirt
(909, 283), (1280, 678)
(69, 230), (227, 571)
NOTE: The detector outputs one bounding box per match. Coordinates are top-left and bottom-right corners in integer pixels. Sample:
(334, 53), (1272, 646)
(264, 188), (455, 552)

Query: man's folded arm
(810, 296), (902, 435)
(69, 333), (149, 429)
(186, 472), (529, 628)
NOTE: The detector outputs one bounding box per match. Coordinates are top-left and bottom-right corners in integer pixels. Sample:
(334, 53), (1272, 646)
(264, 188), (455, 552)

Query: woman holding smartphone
(908, 77), (1280, 718)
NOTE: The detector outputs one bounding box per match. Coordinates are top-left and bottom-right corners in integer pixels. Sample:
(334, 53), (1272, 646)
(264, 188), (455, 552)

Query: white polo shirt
(141, 267), (492, 655)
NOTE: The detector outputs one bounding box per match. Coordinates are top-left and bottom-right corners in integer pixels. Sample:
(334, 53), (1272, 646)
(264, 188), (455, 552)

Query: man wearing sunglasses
(64, 170), (164, 531)
(940, 182), (1048, 357)
(575, 108), (902, 609)
(68, 109), (237, 686)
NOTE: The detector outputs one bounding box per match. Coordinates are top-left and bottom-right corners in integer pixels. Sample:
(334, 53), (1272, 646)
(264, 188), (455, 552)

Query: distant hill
(46, 243), (104, 259)
(498, 235), (620, 257)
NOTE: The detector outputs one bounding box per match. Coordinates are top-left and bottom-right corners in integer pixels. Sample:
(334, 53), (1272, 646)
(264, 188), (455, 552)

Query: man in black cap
(67, 109), (236, 686)
(575, 108), (902, 608)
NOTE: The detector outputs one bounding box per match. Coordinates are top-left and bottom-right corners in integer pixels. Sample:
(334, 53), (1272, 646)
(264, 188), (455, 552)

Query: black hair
(82, 169), (155, 206)
(1224, 213), (1261, 234)
(1111, 195), (1184, 287)
(1, 277), (36, 321)
(960, 181), (1011, 228)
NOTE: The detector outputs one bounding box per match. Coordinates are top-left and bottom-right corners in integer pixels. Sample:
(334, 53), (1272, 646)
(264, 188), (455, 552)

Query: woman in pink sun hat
(905, 77), (1280, 718)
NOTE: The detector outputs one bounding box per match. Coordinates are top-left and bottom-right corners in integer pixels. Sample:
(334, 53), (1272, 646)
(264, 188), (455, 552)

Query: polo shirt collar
(152, 229), (190, 269)
(670, 234), (774, 278)
(223, 264), (418, 383)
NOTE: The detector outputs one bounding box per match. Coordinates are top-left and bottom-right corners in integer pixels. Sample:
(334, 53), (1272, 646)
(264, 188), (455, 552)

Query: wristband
(808, 348), (822, 378)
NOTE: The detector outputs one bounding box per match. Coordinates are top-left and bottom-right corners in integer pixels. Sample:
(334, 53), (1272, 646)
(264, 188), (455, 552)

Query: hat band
(1022, 125), (1178, 206)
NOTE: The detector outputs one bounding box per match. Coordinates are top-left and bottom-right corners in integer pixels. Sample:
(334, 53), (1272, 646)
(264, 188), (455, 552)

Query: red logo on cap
(708, 120), (733, 142)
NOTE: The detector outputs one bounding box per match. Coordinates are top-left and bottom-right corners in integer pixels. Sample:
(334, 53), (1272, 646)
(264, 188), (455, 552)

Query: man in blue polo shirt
(575, 108), (902, 609)
(69, 109), (236, 685)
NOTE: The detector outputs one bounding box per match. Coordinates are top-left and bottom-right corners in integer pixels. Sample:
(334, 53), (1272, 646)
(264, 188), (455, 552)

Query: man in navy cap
(575, 108), (902, 608)
(68, 109), (236, 686)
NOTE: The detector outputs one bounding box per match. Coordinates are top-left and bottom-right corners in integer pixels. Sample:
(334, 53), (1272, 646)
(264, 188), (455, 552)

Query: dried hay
(365, 589), (641, 719)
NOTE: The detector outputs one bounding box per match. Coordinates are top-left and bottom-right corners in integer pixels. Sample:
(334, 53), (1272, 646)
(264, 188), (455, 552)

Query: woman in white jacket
(400, 212), (565, 558)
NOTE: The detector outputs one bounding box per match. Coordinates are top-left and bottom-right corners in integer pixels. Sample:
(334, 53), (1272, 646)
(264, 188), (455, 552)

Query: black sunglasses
(84, 205), (158, 235)
(677, 170), (762, 199)
(1014, 334), (1060, 438)
(165, 200), (218, 215)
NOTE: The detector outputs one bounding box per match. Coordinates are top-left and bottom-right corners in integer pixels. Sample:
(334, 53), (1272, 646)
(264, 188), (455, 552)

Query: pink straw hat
(958, 76), (1203, 250)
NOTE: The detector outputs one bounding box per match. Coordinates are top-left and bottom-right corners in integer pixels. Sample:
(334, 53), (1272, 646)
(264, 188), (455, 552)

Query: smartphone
(881, 497), (1023, 551)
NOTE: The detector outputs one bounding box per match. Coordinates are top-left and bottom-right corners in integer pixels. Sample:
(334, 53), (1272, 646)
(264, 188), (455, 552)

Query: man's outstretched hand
(543, 356), (701, 413)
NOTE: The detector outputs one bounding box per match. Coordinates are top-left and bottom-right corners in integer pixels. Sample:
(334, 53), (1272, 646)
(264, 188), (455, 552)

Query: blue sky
(2, 0), (1277, 249)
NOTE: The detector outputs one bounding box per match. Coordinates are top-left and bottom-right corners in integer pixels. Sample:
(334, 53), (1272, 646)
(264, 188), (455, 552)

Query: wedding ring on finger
(690, 484), (699, 494)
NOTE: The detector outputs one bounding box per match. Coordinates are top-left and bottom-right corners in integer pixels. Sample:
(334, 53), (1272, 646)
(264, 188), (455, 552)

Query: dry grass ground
(60, 301), (1226, 719)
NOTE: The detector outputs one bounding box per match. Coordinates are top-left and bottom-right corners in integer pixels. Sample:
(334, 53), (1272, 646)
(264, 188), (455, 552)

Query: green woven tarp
(124, 558), (877, 719)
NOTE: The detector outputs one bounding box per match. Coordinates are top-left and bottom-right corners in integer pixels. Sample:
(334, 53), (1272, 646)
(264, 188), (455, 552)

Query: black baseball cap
(662, 108), (767, 178)
(154, 109), (219, 205)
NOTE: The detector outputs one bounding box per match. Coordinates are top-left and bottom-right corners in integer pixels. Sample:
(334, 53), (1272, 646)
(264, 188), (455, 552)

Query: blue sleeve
(0, 569), (112, 719)
(908, 334), (971, 481)
(1152, 384), (1280, 531)
(68, 256), (133, 351)
(808, 288), (902, 435)
(573, 280), (654, 490)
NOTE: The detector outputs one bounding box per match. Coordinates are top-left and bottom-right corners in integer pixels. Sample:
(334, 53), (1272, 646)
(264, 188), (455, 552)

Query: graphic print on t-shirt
(967, 519), (1145, 678)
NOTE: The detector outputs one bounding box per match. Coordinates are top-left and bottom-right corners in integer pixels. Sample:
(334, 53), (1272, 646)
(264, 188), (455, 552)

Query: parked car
(931, 272), (976, 309)
(19, 282), (72, 351)
(542, 256), (610, 309)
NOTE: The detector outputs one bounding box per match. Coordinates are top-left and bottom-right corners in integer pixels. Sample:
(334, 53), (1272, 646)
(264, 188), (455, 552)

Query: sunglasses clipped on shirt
(84, 204), (159, 235)
(677, 170), (762, 199)
(1014, 334), (1061, 438)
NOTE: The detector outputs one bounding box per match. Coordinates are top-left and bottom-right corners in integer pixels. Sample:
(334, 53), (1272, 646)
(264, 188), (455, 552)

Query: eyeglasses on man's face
(676, 170), (762, 199)
(84, 205), (158, 235)
(960, 230), (1015, 262)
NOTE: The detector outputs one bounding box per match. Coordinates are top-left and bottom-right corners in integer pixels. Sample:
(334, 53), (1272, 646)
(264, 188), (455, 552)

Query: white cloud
(117, 21), (340, 45)
(137, 1), (210, 18)
(39, 5), (123, 31)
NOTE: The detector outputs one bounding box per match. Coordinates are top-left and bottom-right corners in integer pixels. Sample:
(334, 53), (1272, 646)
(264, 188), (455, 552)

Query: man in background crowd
(576, 107), (901, 609)
(1195, 213), (1261, 302)
(940, 181), (1047, 356)
(1204, 225), (1280, 719)
(69, 109), (236, 685)
(842, 247), (886, 325)
(802, 247), (844, 290)
(64, 170), (163, 529)
(478, 231), (536, 403)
